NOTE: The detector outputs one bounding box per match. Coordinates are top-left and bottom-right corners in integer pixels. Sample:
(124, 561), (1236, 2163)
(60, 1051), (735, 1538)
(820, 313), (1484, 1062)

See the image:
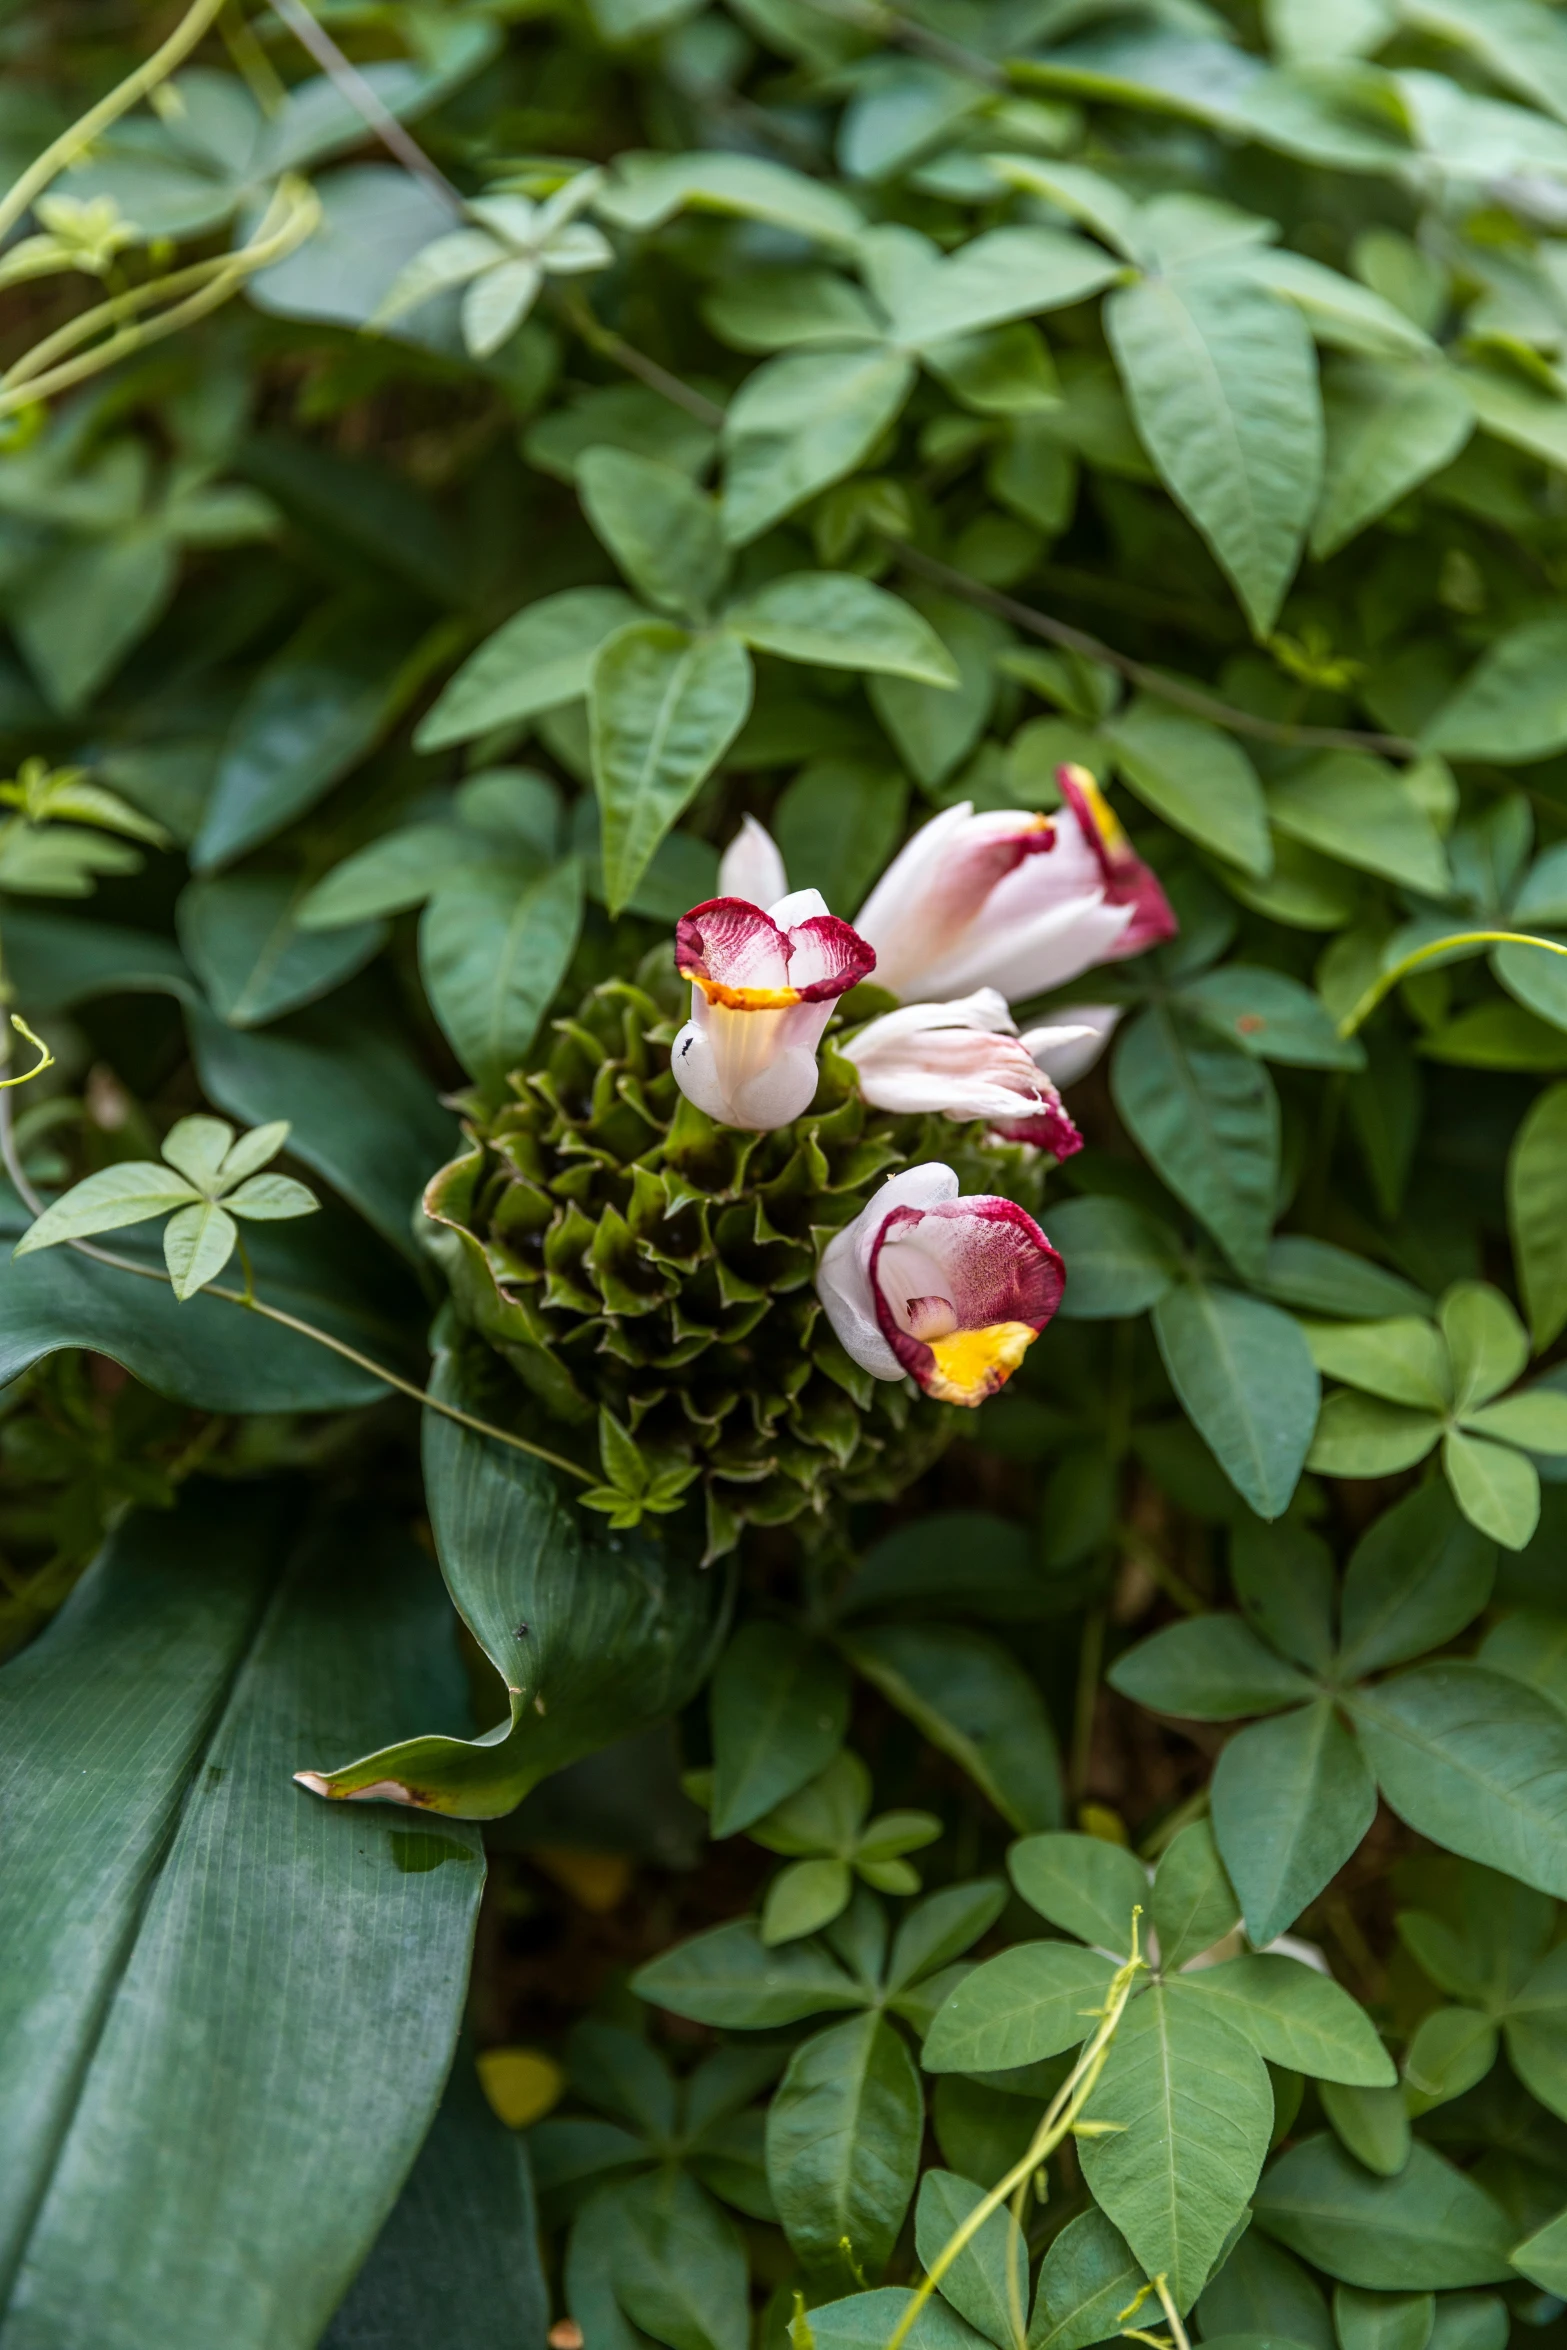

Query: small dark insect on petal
(514, 1621), (530, 1638)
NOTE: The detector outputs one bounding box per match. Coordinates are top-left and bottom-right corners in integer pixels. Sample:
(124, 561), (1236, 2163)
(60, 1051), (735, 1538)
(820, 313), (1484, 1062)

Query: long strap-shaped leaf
(0, 1487), (484, 2350)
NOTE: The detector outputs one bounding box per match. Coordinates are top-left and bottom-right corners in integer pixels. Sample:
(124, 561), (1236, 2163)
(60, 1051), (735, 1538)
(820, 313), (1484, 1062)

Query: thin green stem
(0, 1063), (592, 1483)
(888, 1934), (1147, 2350)
(1155, 2273), (1192, 2350)
(0, 0), (231, 246)
(1337, 929), (1567, 1039)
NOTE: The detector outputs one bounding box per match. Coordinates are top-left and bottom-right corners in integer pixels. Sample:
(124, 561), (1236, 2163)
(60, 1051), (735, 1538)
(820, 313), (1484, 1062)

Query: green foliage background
(15, 0), (1567, 2345)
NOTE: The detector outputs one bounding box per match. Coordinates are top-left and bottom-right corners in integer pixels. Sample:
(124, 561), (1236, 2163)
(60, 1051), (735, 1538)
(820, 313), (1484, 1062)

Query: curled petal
(718, 815), (789, 910)
(1022, 1006), (1122, 1088)
(844, 989), (1081, 1158)
(672, 893), (875, 1129)
(1057, 765), (1177, 959)
(816, 1167), (1064, 1406)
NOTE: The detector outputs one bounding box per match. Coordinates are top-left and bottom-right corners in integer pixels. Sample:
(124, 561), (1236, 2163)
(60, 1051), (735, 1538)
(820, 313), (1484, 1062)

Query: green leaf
(578, 446), (729, 622)
(868, 591), (1008, 788)
(1480, 1609), (1567, 1721)
(594, 149), (863, 247)
(1302, 1318), (1452, 1410)
(1267, 756), (1450, 897)
(1425, 2297), (1508, 2350)
(1441, 1282), (1528, 1412)
(163, 1197), (239, 1299)
(881, 225), (1122, 350)
(917, 2168), (1029, 2349)
(766, 2011), (923, 2287)
(1333, 2288), (1434, 2350)
(837, 1512), (1053, 1625)
(633, 1920), (867, 2029)
(419, 859), (584, 1089)
(1029, 2204), (1145, 2350)
(1114, 1009), (1279, 1282)
(1510, 1084), (1567, 1349)
(0, 1493), (484, 2344)
(1259, 1238), (1431, 1324)
(1402, 2006), (1497, 2113)
(1184, 1955), (1394, 2086)
(1513, 2206), (1567, 2300)
(710, 1624), (849, 1839)
(178, 873), (384, 1028)
(1424, 614), (1567, 766)
(1306, 1391), (1444, 1478)
(1152, 1819), (1239, 1972)
(12, 1160), (199, 1252)
(1179, 967), (1365, 1071)
(725, 573), (958, 685)
(1102, 700), (1272, 878)
(805, 2288), (992, 2350)
(591, 623), (753, 916)
(1106, 269), (1322, 635)
(319, 2056), (548, 2350)
(721, 348), (916, 545)
(886, 1880), (1008, 1994)
(1318, 2083), (1410, 2181)
(194, 602), (437, 871)
(1108, 1615), (1316, 1722)
(921, 1941), (1117, 2073)
(1441, 1428), (1539, 1550)
(1197, 2228), (1332, 2350)
(1010, 1830), (1150, 1951)
(1152, 1284), (1320, 1519)
(299, 1354), (726, 1817)
(774, 755), (907, 914)
(0, 1179), (422, 1413)
(1047, 1196), (1181, 1320)
(1253, 2136), (1514, 2288)
(1079, 1982), (1275, 2313)
(1337, 1481), (1496, 1677)
(1211, 1701), (1377, 1946)
(1230, 1519), (1336, 1674)
(613, 2171), (750, 2350)
(1350, 1663), (1567, 1897)
(840, 1624), (1063, 1831)
(415, 587), (643, 751)
(763, 1857), (854, 1945)
(1311, 360), (1474, 558)
(295, 822), (488, 929)
(224, 1172), (318, 1222)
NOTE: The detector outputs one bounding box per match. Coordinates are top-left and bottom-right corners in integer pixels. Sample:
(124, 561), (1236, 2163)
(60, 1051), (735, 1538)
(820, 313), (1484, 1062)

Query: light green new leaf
(578, 446), (730, 623)
(1442, 1429), (1539, 1550)
(917, 2170), (1029, 2349)
(163, 1199), (238, 1300)
(841, 1623), (1063, 1831)
(419, 858), (584, 1088)
(1253, 2136), (1513, 2289)
(1311, 360), (1473, 558)
(724, 573), (958, 684)
(1307, 1391), (1444, 1478)
(1181, 1955), (1394, 2086)
(224, 1173), (318, 1221)
(1152, 1283), (1319, 1519)
(1115, 1009), (1279, 1283)
(415, 586), (643, 751)
(1268, 755), (1450, 896)
(594, 149), (863, 247)
(13, 1160), (199, 1253)
(1106, 269), (1321, 635)
(591, 623), (753, 915)
(1442, 1281), (1528, 1412)
(1351, 1662), (1567, 1896)
(722, 347), (916, 545)
(1424, 614), (1567, 766)
(883, 226), (1123, 350)
(1010, 1830), (1150, 1952)
(710, 1624), (850, 1839)
(766, 2011), (923, 2288)
(297, 1352), (727, 1817)
(1302, 1317), (1451, 1410)
(0, 1494), (484, 2346)
(1465, 1388), (1567, 1452)
(1078, 1984), (1274, 2312)
(1102, 699), (1272, 877)
(1211, 1701), (1377, 1946)
(921, 1941), (1116, 2074)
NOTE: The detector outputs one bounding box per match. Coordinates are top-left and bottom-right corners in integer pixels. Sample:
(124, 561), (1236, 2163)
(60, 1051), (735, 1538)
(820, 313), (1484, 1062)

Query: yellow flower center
(923, 1321), (1038, 1405)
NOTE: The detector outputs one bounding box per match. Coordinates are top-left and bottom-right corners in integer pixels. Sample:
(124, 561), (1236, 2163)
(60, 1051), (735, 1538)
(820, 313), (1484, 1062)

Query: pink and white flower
(817, 1164), (1065, 1408)
(841, 988), (1093, 1159)
(672, 889), (875, 1131)
(852, 769), (1176, 1003)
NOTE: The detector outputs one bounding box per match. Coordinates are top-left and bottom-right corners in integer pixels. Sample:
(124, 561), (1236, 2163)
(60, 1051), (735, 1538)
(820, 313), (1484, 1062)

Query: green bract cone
(421, 963), (1046, 1559)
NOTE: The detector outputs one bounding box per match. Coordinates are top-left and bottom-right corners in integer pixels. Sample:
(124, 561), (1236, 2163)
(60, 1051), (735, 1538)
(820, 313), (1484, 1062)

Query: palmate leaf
(0, 1492), (484, 2348)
